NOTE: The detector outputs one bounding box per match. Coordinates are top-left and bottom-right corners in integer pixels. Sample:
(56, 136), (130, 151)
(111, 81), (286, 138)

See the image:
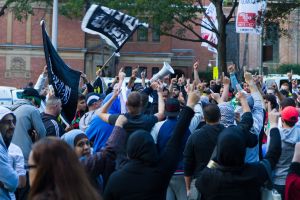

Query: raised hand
(211, 92), (221, 103)
(132, 67), (139, 78)
(227, 64), (235, 74)
(223, 75), (230, 86)
(193, 60), (199, 71)
(187, 91), (200, 109)
(244, 72), (254, 85)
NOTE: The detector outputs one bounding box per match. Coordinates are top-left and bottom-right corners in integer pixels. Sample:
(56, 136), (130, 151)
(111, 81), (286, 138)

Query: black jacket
(184, 112), (254, 178)
(184, 123), (224, 177)
(41, 113), (65, 137)
(103, 106), (195, 200)
(196, 128), (282, 200)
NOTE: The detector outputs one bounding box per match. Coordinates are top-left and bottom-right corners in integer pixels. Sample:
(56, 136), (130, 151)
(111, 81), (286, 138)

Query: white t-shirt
(8, 143), (26, 200)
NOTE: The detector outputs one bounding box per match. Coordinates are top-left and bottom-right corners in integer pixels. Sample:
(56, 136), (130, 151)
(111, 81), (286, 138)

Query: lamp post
(52, 0), (58, 50)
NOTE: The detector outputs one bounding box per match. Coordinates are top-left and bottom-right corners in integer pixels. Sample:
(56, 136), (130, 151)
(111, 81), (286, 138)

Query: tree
(1, 0), (300, 73)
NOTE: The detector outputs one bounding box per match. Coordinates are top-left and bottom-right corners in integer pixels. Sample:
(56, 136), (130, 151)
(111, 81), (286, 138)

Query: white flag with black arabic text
(82, 4), (148, 52)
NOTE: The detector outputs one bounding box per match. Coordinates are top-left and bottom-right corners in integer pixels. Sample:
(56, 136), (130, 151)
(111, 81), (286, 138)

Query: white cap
(0, 106), (13, 121)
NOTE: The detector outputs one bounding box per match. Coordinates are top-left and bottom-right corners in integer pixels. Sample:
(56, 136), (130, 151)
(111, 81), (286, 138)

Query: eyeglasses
(1, 119), (16, 126)
(76, 140), (90, 148)
(25, 164), (37, 170)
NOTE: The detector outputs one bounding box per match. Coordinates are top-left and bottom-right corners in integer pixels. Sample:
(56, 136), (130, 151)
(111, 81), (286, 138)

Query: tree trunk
(215, 1), (227, 75)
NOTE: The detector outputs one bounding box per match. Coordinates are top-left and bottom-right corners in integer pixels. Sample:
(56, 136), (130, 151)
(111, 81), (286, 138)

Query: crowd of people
(1, 61), (300, 200)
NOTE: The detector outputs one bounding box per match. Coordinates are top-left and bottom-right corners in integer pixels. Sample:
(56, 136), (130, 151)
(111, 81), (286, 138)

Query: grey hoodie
(11, 100), (46, 165)
(273, 124), (300, 185)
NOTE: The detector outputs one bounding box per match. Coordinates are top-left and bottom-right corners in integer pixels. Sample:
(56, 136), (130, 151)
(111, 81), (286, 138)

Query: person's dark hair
(28, 138), (101, 200)
(203, 103), (221, 123)
(264, 94), (278, 110)
(280, 97), (296, 110)
(283, 120), (297, 128)
(78, 94), (86, 101)
(163, 87), (169, 93)
(127, 91), (142, 108)
(280, 90), (289, 98)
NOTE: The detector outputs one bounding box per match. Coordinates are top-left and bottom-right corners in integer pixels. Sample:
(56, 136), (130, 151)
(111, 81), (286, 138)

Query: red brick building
(0, 2), (213, 88)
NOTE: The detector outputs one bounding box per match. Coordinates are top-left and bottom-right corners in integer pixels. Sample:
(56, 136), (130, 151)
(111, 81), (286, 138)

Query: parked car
(0, 86), (16, 105)
(0, 87), (23, 105)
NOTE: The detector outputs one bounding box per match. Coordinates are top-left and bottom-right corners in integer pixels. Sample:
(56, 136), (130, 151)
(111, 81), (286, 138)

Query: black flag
(41, 21), (81, 124)
(81, 4), (148, 52)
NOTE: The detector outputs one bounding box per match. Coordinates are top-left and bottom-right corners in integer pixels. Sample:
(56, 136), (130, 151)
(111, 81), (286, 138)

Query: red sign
(237, 12), (256, 28)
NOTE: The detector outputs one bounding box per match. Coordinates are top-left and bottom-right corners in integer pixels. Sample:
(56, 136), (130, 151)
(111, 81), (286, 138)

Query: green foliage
(3, 0), (52, 21)
(278, 63), (300, 74)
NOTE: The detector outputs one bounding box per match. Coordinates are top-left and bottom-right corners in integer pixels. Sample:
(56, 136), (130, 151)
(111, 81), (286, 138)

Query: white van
(264, 74), (300, 89)
(0, 86), (16, 105)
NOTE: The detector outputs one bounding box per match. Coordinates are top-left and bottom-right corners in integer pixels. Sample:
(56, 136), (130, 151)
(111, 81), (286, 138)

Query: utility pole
(52, 0), (58, 49)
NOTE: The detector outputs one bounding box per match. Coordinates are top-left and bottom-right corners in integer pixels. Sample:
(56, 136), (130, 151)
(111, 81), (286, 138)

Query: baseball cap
(22, 88), (40, 98)
(164, 98), (180, 117)
(86, 92), (105, 107)
(281, 106), (299, 123)
(0, 106), (13, 121)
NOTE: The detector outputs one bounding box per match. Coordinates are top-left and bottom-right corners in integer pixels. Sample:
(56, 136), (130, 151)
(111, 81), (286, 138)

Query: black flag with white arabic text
(41, 21), (81, 124)
(81, 4), (148, 52)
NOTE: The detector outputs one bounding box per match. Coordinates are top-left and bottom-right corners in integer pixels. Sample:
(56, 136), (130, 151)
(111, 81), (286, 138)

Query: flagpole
(52, 0), (58, 49)
(98, 51), (117, 72)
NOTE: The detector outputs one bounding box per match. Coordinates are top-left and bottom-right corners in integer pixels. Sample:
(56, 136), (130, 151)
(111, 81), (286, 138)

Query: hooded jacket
(11, 99), (46, 164)
(273, 125), (300, 185)
(196, 126), (281, 200)
(0, 134), (18, 200)
(104, 106), (194, 200)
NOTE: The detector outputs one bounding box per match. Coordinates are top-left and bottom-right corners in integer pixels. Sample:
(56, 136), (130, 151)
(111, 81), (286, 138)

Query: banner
(236, 0), (267, 34)
(41, 21), (81, 124)
(201, 3), (218, 53)
(82, 4), (148, 52)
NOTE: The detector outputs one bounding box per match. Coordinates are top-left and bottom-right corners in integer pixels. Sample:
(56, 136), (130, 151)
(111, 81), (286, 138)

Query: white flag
(201, 3), (218, 53)
(82, 4), (148, 52)
(236, 0), (267, 34)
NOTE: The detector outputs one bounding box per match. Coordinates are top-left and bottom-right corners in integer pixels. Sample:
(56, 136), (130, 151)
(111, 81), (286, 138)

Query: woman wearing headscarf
(104, 92), (200, 200)
(195, 107), (282, 200)
(61, 115), (128, 193)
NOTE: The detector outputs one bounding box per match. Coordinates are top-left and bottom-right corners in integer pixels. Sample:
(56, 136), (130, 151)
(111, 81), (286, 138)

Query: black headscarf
(216, 126), (257, 167)
(126, 130), (159, 165)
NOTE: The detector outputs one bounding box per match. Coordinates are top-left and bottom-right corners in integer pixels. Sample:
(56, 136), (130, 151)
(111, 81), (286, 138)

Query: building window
(137, 27), (148, 41)
(124, 66), (132, 77)
(152, 67), (159, 76)
(263, 23), (279, 63)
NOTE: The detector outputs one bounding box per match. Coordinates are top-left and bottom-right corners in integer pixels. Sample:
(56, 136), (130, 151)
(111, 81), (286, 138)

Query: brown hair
(126, 92), (142, 114)
(28, 137), (101, 200)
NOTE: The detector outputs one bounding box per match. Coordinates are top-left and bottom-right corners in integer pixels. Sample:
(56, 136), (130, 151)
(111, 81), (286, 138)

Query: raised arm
(264, 110), (281, 169)
(221, 74), (230, 102)
(193, 61), (201, 85)
(95, 88), (120, 123)
(154, 81), (165, 121)
(34, 66), (48, 93)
